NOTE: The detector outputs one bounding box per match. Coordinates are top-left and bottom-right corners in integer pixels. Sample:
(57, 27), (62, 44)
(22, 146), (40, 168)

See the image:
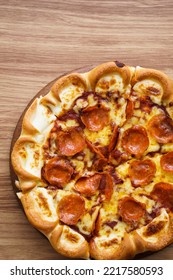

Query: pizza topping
(126, 99), (134, 120)
(74, 174), (102, 196)
(104, 220), (118, 229)
(151, 182), (173, 211)
(58, 194), (85, 225)
(118, 196), (146, 225)
(129, 159), (156, 187)
(93, 157), (108, 171)
(99, 173), (113, 201)
(121, 125), (149, 156)
(106, 165), (124, 184)
(56, 128), (85, 156)
(148, 114), (173, 143)
(160, 152), (173, 173)
(143, 221), (165, 237)
(58, 109), (82, 125)
(43, 157), (74, 187)
(108, 125), (119, 152)
(140, 96), (153, 113)
(85, 138), (106, 159)
(81, 105), (110, 131)
(146, 86), (160, 95)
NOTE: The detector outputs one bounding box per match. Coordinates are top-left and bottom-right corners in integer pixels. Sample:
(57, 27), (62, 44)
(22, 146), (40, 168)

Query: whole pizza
(11, 61), (173, 259)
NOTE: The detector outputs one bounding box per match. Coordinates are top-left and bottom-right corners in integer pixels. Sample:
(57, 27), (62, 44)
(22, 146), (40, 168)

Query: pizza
(11, 61), (173, 260)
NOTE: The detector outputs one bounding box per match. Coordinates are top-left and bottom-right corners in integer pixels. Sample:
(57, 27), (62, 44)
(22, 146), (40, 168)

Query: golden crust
(87, 61), (133, 91)
(11, 61), (173, 260)
(11, 136), (45, 191)
(132, 66), (173, 104)
(49, 225), (90, 259)
(12, 136), (38, 180)
(40, 91), (58, 107)
(20, 188), (58, 233)
(51, 73), (88, 101)
(22, 99), (39, 134)
(90, 232), (145, 260)
(134, 211), (173, 252)
(90, 210), (173, 259)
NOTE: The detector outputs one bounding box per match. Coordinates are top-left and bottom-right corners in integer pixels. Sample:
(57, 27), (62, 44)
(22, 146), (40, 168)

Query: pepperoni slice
(81, 105), (110, 131)
(129, 159), (156, 187)
(108, 125), (119, 152)
(99, 173), (113, 201)
(160, 152), (173, 173)
(118, 197), (146, 225)
(74, 174), (102, 196)
(121, 125), (149, 156)
(43, 157), (73, 186)
(58, 194), (85, 225)
(151, 182), (173, 211)
(85, 138), (106, 159)
(148, 114), (173, 144)
(56, 128), (85, 156)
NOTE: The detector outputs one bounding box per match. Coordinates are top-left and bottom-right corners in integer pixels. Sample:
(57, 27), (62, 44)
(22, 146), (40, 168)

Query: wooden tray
(10, 66), (173, 260)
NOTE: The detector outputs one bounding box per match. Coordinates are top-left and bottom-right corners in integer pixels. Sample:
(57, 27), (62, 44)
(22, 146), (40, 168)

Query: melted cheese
(95, 73), (124, 94)
(136, 208), (169, 243)
(77, 206), (100, 235)
(84, 125), (112, 146)
(133, 78), (163, 104)
(31, 98), (56, 132)
(19, 142), (43, 178)
(59, 84), (84, 110)
(31, 187), (58, 221)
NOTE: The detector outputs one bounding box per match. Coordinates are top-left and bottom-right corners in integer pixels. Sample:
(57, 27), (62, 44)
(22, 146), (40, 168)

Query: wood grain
(1, 0), (173, 260)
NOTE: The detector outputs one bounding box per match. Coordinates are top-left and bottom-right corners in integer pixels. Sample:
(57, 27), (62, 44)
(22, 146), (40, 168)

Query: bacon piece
(126, 99), (134, 120)
(74, 174), (102, 196)
(140, 96), (154, 113)
(118, 196), (146, 225)
(58, 109), (82, 125)
(93, 157), (108, 171)
(105, 165), (124, 184)
(148, 114), (173, 144)
(43, 157), (73, 187)
(146, 86), (160, 95)
(56, 128), (85, 156)
(81, 105), (110, 131)
(121, 125), (149, 157)
(85, 138), (106, 159)
(58, 194), (85, 225)
(160, 152), (173, 173)
(99, 173), (113, 201)
(129, 159), (156, 187)
(151, 182), (173, 212)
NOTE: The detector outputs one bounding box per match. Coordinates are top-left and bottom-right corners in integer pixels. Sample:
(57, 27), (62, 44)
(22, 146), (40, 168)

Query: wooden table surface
(1, 0), (173, 260)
